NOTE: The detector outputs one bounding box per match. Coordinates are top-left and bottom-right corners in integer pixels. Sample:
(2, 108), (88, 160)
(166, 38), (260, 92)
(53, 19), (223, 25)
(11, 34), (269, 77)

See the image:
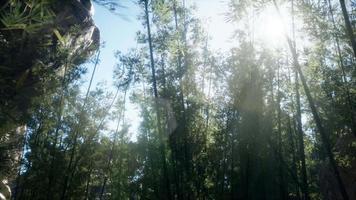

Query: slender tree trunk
(277, 63), (287, 199)
(60, 50), (101, 200)
(287, 61), (302, 200)
(46, 58), (69, 200)
(173, 1), (192, 198)
(99, 178), (108, 199)
(290, 2), (310, 199)
(326, 0), (356, 137)
(230, 111), (239, 200)
(273, 1), (349, 199)
(84, 164), (92, 200)
(99, 89), (127, 200)
(244, 155), (250, 200)
(338, 0), (356, 58)
(205, 48), (213, 129)
(144, 1), (172, 199)
(295, 71), (310, 200)
(287, 117), (302, 200)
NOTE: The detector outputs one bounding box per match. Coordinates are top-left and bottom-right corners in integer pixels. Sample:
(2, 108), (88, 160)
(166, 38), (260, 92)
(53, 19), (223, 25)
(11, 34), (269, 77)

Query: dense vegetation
(0, 0), (355, 199)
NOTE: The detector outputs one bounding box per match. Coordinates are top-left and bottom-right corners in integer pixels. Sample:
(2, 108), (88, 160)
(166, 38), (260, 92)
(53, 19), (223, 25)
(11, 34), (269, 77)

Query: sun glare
(199, 2), (293, 51)
(256, 5), (290, 48)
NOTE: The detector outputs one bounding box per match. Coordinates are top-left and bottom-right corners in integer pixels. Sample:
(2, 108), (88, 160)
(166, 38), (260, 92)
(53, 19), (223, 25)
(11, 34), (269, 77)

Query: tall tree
(142, 0), (171, 199)
(338, 0), (356, 57)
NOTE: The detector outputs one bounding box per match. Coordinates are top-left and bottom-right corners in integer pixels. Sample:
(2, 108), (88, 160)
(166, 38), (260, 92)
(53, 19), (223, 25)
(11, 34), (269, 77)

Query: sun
(255, 5), (291, 48)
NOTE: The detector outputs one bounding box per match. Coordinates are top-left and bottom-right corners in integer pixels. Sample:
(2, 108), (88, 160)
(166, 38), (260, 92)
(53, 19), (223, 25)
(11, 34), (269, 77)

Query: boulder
(0, 0), (100, 199)
(0, 0), (99, 125)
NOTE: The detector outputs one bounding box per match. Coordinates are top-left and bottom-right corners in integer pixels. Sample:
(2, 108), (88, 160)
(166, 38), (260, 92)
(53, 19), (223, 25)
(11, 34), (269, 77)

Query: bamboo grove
(0, 0), (355, 199)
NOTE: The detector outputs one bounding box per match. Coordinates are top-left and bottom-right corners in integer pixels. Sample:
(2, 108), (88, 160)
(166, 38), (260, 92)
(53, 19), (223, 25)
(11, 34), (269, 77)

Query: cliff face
(0, 0), (99, 127)
(0, 1), (100, 199)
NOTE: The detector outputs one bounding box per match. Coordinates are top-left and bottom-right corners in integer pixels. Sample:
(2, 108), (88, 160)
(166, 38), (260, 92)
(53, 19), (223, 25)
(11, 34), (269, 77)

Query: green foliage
(0, 0), (55, 33)
(3, 0), (356, 199)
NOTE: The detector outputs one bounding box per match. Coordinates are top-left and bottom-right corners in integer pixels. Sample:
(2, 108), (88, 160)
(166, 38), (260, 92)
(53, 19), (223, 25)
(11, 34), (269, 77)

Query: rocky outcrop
(0, 0), (99, 127)
(0, 0), (100, 199)
(0, 180), (11, 200)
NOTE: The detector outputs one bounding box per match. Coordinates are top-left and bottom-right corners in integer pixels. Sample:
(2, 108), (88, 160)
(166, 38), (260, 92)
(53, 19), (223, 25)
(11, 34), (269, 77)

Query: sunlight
(4, 0), (354, 199)
(256, 5), (290, 48)
(194, 2), (293, 51)
(260, 11), (285, 46)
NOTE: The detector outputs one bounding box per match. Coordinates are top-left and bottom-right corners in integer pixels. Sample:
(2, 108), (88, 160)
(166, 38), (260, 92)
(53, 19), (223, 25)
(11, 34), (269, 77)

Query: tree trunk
(327, 0), (356, 137)
(60, 50), (101, 200)
(46, 59), (69, 200)
(172, 1), (192, 198)
(84, 164), (92, 200)
(273, 1), (350, 199)
(287, 117), (302, 200)
(277, 63), (287, 199)
(291, 1), (310, 199)
(144, 1), (172, 199)
(338, 0), (356, 58)
(295, 70), (310, 200)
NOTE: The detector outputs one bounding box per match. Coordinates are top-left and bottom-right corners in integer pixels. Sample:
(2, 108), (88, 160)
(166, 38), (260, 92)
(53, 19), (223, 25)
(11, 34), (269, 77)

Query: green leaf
(53, 28), (65, 45)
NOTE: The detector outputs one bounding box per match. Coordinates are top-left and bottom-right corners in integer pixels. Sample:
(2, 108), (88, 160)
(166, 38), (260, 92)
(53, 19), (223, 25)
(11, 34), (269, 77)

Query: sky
(89, 0), (234, 87)
(84, 0), (299, 140)
(83, 0), (234, 140)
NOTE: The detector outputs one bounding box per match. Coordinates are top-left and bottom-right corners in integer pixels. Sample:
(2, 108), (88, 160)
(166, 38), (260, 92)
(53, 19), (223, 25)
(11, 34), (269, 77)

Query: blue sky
(90, 1), (141, 87)
(84, 0), (234, 139)
(80, 0), (315, 140)
(88, 0), (233, 86)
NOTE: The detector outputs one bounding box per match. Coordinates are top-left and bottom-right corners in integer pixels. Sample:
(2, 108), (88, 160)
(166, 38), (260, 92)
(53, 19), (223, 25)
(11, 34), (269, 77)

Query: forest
(0, 0), (355, 199)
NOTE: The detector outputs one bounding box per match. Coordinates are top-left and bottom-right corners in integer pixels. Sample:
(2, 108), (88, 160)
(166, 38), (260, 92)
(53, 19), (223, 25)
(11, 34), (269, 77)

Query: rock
(0, 180), (11, 200)
(0, 0), (100, 128)
(0, 1), (100, 199)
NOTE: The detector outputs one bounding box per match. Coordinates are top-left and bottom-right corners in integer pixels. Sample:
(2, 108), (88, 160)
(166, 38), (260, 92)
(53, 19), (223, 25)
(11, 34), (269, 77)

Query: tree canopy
(0, 0), (355, 199)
